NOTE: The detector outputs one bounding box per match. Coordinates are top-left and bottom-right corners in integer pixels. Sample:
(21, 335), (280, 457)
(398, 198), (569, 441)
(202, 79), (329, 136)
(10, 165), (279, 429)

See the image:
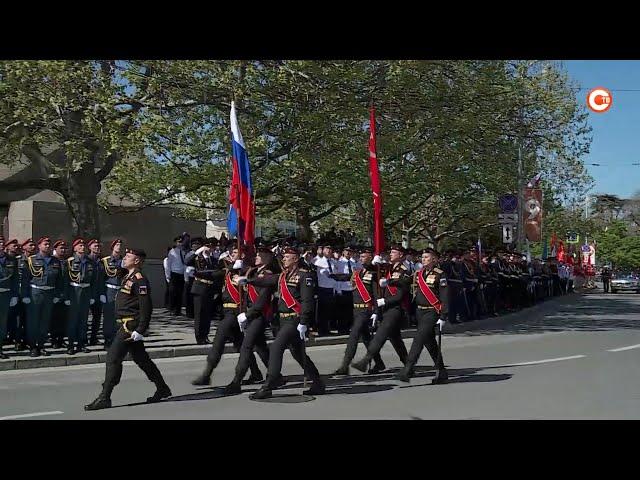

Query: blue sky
(563, 60), (640, 199)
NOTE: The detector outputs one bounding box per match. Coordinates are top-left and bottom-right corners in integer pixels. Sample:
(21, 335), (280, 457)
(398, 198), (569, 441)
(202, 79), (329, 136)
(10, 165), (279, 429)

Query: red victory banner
(523, 188), (543, 242)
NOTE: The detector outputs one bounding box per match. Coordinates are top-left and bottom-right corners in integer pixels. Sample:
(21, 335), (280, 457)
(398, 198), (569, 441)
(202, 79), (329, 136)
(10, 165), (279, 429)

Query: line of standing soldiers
(0, 235), (127, 358)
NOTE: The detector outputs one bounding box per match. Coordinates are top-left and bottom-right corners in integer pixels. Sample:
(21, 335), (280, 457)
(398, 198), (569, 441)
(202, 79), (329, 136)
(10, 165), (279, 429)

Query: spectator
(166, 236), (187, 316)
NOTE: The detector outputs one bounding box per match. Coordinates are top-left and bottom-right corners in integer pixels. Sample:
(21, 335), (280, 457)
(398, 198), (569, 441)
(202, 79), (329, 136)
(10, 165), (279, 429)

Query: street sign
(499, 194), (518, 214)
(566, 232), (579, 244)
(502, 224), (515, 244)
(498, 213), (518, 224)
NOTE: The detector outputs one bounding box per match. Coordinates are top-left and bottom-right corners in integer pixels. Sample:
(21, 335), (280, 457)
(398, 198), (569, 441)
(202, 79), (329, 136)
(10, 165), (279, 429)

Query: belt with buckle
(117, 316), (135, 332)
(30, 284), (54, 290)
(279, 312), (298, 318)
(417, 305), (435, 310)
(0, 288), (10, 293)
(106, 283), (120, 290)
(223, 303), (239, 309)
(353, 303), (372, 308)
(70, 282), (91, 288)
(195, 278), (214, 285)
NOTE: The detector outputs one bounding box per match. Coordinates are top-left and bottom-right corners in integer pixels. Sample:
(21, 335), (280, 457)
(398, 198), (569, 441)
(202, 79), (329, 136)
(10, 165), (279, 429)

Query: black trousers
(50, 303), (67, 345)
(334, 291), (354, 334)
(603, 279), (610, 293)
(8, 302), (26, 344)
(193, 292), (213, 342)
(264, 317), (322, 389)
(89, 301), (102, 343)
(102, 328), (167, 396)
(233, 316), (271, 383)
(316, 287), (334, 336)
(340, 307), (384, 368)
(358, 307), (408, 365)
(202, 309), (265, 378)
(168, 272), (185, 315)
(184, 277), (195, 318)
(405, 308), (444, 371)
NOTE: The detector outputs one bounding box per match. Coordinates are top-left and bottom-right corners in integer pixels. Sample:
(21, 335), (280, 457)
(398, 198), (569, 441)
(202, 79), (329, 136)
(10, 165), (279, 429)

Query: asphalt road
(2, 290), (639, 419)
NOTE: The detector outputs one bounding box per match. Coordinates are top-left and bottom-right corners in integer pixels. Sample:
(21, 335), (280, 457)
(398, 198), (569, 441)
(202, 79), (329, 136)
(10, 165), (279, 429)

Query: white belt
(466, 279), (478, 283)
(0, 288), (10, 293)
(448, 279), (463, 283)
(31, 284), (54, 290)
(106, 283), (120, 290)
(70, 282), (91, 288)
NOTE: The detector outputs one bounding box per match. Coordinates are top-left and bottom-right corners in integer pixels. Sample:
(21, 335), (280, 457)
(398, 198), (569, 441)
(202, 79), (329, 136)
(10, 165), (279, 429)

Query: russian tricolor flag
(227, 101), (255, 247)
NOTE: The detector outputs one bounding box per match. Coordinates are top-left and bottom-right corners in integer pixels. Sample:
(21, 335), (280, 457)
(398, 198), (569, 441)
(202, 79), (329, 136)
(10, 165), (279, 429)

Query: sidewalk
(0, 294), (581, 371)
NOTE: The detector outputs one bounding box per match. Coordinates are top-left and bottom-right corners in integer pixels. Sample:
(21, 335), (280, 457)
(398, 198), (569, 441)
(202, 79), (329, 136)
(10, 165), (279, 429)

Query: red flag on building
(368, 106), (385, 255)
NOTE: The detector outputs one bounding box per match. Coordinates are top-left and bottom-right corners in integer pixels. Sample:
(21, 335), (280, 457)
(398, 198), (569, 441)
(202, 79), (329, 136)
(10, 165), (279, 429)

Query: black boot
(332, 364), (349, 376)
(303, 380), (326, 396)
(351, 357), (370, 373)
(242, 371), (264, 385)
(223, 380), (242, 395)
(368, 359), (386, 374)
(191, 363), (213, 385)
(147, 384), (172, 403)
(39, 348), (50, 357)
(67, 346), (76, 355)
(394, 369), (411, 383)
(249, 387), (272, 400)
(29, 348), (40, 357)
(0, 348), (8, 360)
(431, 368), (448, 385)
(84, 393), (112, 411)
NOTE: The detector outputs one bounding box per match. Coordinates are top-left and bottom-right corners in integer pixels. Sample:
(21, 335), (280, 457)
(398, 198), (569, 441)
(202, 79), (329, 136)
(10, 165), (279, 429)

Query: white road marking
(608, 344), (640, 352)
(0, 411), (64, 420)
(492, 355), (586, 367)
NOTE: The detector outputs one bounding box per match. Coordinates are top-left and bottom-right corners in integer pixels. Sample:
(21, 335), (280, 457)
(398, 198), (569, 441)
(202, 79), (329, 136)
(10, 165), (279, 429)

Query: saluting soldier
(0, 236), (19, 359)
(395, 248), (449, 384)
(20, 237), (64, 357)
(185, 237), (218, 345)
(85, 248), (172, 410)
(99, 239), (126, 349)
(64, 239), (99, 355)
(190, 245), (268, 387)
(351, 245), (410, 373)
(239, 246), (325, 400)
(332, 247), (386, 376)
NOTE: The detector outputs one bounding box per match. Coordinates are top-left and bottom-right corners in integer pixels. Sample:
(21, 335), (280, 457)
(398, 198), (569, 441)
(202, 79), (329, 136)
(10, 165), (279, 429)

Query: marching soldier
(395, 248), (449, 384)
(225, 244), (280, 395)
(87, 239), (104, 346)
(99, 239), (126, 349)
(350, 245), (410, 373)
(50, 240), (70, 349)
(239, 246), (325, 400)
(85, 248), (172, 410)
(21, 237), (64, 357)
(65, 239), (99, 355)
(0, 236), (19, 359)
(190, 245), (268, 387)
(332, 247), (386, 376)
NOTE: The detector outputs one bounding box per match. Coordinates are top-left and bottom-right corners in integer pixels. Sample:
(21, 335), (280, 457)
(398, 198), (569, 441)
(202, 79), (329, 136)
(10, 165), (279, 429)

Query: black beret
(389, 244), (406, 254)
(126, 248), (147, 259)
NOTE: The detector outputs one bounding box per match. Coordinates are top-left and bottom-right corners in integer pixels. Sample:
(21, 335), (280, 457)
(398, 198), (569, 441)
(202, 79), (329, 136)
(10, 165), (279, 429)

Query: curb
(0, 293), (580, 372)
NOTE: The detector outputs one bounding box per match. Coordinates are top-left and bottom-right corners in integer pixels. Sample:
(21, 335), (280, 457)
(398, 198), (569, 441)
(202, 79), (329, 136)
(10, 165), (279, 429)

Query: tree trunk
(64, 165), (102, 239)
(296, 209), (312, 242)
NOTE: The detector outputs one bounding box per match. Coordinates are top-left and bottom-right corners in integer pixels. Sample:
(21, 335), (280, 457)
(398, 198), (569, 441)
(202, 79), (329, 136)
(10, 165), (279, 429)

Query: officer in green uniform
(0, 236), (20, 359)
(64, 238), (99, 355)
(21, 237), (64, 357)
(85, 248), (172, 411)
(99, 239), (126, 349)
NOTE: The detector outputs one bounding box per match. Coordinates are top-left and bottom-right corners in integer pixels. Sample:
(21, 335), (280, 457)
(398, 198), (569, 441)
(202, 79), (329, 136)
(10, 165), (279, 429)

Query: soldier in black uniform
(85, 248), (172, 410)
(190, 245), (268, 387)
(0, 235), (19, 359)
(87, 239), (104, 346)
(601, 267), (612, 293)
(240, 246), (325, 400)
(351, 245), (410, 373)
(440, 250), (463, 324)
(185, 237), (217, 344)
(395, 248), (449, 383)
(224, 245), (280, 395)
(50, 239), (70, 349)
(332, 247), (386, 376)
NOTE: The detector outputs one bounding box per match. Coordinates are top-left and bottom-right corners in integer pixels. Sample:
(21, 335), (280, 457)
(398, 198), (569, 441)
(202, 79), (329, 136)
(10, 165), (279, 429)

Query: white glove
(237, 276), (248, 286)
(379, 278), (388, 288)
(9, 297), (18, 307)
(22, 297), (31, 305)
(372, 255), (383, 265)
(99, 295), (107, 304)
(195, 245), (209, 256)
(370, 313), (378, 328)
(377, 298), (385, 308)
(297, 323), (307, 340)
(130, 331), (144, 342)
(237, 312), (247, 331)
(53, 297), (60, 304)
(165, 277), (170, 283)
(64, 300), (71, 306)
(232, 259), (243, 270)
(437, 318), (446, 331)
(90, 298), (95, 305)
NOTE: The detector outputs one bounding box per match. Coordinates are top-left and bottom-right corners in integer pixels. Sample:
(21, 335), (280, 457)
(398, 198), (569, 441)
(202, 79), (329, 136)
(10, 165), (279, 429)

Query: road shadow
(398, 373), (512, 389)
